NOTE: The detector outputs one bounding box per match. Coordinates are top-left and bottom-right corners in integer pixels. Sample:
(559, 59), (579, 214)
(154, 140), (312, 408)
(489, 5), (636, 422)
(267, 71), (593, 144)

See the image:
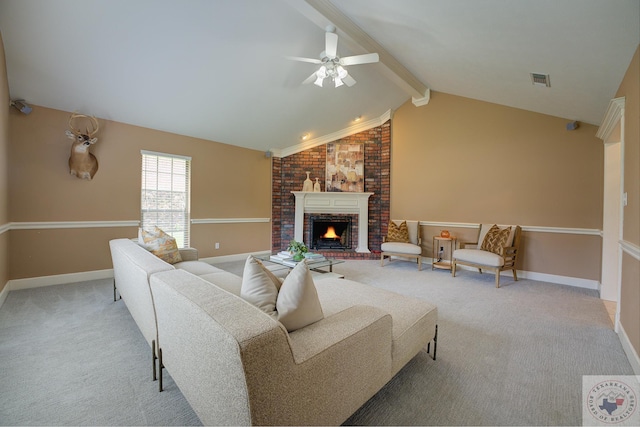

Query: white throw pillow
(276, 261), (324, 332)
(240, 256), (282, 316)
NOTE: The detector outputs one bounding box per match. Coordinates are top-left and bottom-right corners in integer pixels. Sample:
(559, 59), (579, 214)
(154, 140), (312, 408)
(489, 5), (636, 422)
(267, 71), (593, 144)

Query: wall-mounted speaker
(566, 121), (579, 131)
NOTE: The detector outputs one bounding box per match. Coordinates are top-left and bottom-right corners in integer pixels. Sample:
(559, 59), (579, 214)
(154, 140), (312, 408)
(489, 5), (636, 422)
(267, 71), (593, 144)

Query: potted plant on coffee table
(287, 240), (308, 262)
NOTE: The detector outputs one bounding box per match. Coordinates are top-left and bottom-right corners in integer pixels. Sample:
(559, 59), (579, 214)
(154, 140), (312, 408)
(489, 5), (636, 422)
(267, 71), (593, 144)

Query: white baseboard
(618, 323), (640, 375)
(0, 283), (9, 308)
(7, 269), (114, 293)
(438, 260), (600, 290)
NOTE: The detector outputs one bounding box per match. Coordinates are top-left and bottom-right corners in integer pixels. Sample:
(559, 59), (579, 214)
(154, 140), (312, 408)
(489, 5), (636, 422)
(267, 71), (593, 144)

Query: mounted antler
(66, 113), (99, 180)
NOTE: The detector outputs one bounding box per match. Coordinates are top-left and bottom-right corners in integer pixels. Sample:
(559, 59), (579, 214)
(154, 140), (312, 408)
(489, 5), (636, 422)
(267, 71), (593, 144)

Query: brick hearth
(271, 120), (391, 260)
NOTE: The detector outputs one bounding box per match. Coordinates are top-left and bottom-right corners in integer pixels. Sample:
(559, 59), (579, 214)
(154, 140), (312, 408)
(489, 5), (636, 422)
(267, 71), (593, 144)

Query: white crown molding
(620, 239), (640, 260)
(272, 109), (392, 158)
(412, 88), (431, 107)
(596, 97), (625, 141)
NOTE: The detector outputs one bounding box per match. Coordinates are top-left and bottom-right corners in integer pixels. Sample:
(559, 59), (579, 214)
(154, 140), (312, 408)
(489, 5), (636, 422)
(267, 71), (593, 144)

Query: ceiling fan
(288, 25), (379, 88)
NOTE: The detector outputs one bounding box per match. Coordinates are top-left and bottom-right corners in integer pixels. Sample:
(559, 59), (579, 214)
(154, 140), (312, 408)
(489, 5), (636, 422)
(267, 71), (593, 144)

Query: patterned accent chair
(380, 220), (423, 270)
(452, 224), (522, 288)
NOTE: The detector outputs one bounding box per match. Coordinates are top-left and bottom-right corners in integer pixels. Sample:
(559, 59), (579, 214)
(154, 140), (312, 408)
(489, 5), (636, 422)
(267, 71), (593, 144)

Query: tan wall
(392, 92), (604, 280)
(0, 31), (10, 291)
(616, 45), (640, 358)
(8, 106), (271, 279)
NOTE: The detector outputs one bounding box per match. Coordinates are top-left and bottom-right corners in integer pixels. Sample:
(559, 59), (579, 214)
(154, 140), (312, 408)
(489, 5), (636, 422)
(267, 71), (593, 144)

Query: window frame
(140, 150), (192, 248)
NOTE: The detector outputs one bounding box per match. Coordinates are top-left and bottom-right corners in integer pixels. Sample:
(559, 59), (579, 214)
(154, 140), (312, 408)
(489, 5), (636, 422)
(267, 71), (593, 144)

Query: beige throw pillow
(386, 220), (410, 243)
(141, 226), (183, 264)
(276, 261), (324, 332)
(480, 224), (512, 255)
(240, 256), (282, 316)
(240, 256), (324, 332)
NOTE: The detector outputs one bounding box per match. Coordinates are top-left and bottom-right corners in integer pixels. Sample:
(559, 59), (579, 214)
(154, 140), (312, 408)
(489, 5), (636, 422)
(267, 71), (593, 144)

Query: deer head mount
(65, 113), (99, 180)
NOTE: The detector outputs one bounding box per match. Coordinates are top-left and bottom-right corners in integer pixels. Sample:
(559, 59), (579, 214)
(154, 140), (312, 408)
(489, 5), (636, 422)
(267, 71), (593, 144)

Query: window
(141, 151), (191, 248)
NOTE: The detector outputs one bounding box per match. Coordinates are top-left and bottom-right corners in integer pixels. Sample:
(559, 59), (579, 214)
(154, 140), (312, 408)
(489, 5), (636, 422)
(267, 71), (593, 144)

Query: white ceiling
(1, 0), (638, 154)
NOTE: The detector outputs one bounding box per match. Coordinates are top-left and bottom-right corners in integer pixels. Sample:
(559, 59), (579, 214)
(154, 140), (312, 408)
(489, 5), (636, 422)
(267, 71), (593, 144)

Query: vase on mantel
(313, 178), (321, 192)
(302, 171), (313, 192)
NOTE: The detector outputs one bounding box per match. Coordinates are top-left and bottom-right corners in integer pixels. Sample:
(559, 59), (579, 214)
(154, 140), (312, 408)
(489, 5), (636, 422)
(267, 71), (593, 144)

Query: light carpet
(0, 259), (633, 426)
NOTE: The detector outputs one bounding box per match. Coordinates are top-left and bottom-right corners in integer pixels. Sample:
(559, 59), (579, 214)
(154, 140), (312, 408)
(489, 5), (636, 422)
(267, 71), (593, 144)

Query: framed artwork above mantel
(325, 142), (364, 192)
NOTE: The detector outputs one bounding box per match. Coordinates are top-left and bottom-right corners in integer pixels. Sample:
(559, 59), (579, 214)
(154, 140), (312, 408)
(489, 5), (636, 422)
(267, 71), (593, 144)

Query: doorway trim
(596, 96), (625, 331)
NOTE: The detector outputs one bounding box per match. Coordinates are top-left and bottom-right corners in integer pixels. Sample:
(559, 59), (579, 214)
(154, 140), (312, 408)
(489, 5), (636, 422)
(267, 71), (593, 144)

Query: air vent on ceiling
(531, 73), (551, 87)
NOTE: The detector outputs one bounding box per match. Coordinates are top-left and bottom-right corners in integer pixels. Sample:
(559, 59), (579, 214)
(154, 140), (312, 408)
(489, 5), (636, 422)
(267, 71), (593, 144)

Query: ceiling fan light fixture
(334, 77), (344, 88)
(314, 76), (324, 87)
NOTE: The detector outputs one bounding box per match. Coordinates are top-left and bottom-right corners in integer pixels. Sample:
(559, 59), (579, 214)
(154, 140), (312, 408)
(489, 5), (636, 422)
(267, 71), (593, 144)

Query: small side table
(432, 236), (457, 270)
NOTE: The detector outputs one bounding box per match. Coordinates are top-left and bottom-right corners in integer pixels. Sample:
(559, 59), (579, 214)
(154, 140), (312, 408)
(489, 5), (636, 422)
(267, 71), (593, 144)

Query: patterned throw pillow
(386, 221), (410, 243)
(480, 224), (512, 255)
(141, 226), (183, 264)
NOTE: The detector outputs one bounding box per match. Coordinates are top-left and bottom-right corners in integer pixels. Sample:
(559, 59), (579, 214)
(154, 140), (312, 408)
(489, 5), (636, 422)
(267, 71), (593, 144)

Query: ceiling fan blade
(302, 71), (318, 85)
(340, 53), (379, 66)
(343, 74), (356, 87)
(286, 56), (322, 64)
(325, 32), (338, 58)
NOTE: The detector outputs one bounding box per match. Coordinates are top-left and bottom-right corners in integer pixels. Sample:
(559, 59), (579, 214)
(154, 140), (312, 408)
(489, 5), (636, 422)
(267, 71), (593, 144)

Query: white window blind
(141, 151), (191, 248)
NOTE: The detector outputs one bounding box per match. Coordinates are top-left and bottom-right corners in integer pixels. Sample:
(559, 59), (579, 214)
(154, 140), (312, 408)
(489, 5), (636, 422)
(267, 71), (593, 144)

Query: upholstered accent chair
(452, 224), (522, 288)
(380, 220), (423, 270)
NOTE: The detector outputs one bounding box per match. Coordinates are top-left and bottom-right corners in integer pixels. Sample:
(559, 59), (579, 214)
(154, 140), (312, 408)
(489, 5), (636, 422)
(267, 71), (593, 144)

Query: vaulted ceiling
(1, 0), (638, 154)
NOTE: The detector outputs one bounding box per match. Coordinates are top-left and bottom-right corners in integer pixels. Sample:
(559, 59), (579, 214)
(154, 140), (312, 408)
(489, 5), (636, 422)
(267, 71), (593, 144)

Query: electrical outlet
(215, 242), (220, 249)
(440, 246), (444, 252)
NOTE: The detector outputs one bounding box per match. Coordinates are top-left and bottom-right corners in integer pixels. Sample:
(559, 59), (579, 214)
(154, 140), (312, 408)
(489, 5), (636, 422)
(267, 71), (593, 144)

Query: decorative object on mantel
(313, 178), (321, 192)
(302, 171), (313, 192)
(440, 230), (450, 238)
(326, 142), (364, 192)
(287, 239), (308, 262)
(65, 112), (99, 180)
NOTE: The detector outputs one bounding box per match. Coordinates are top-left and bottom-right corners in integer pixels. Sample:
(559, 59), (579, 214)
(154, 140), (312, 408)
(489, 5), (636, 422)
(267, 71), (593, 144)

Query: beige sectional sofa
(110, 237), (438, 426)
(109, 238), (242, 381)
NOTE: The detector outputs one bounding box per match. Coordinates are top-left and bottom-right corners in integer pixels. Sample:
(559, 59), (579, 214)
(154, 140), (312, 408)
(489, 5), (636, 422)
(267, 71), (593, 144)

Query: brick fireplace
(271, 121), (391, 260)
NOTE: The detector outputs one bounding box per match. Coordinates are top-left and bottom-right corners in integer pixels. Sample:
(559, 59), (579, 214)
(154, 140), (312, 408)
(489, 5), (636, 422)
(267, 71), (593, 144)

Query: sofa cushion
(241, 256), (282, 315)
(141, 226), (183, 264)
(480, 224), (511, 255)
(453, 248), (505, 267)
(381, 241), (422, 255)
(314, 278), (437, 375)
(276, 261), (324, 332)
(386, 220), (410, 243)
(199, 271), (243, 296)
(174, 260), (224, 276)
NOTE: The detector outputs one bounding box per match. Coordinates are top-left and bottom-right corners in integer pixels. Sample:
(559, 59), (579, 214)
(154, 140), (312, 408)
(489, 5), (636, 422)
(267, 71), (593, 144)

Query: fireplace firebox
(310, 216), (352, 250)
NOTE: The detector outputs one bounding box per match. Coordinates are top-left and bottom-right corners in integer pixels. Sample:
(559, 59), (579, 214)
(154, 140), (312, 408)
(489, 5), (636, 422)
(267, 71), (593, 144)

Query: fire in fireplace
(310, 216), (352, 250)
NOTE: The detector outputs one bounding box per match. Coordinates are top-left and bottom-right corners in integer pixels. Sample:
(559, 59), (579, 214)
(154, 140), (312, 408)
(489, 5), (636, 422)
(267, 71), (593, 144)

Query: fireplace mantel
(291, 191), (373, 253)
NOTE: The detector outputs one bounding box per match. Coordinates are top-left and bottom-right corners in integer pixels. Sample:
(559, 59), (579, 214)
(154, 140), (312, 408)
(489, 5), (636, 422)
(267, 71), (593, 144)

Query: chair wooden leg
(380, 253), (385, 267)
(495, 271), (500, 288)
(513, 268), (518, 282)
(451, 261), (456, 277)
(152, 340), (157, 381)
(158, 348), (163, 392)
(417, 256), (422, 271)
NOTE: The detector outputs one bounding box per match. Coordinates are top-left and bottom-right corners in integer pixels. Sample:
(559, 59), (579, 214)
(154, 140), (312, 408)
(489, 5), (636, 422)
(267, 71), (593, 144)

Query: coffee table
(256, 254), (345, 278)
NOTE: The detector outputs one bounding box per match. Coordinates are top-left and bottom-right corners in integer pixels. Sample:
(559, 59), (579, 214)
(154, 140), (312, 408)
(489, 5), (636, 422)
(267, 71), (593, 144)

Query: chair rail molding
(6, 218), (270, 230)
(419, 221), (601, 236)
